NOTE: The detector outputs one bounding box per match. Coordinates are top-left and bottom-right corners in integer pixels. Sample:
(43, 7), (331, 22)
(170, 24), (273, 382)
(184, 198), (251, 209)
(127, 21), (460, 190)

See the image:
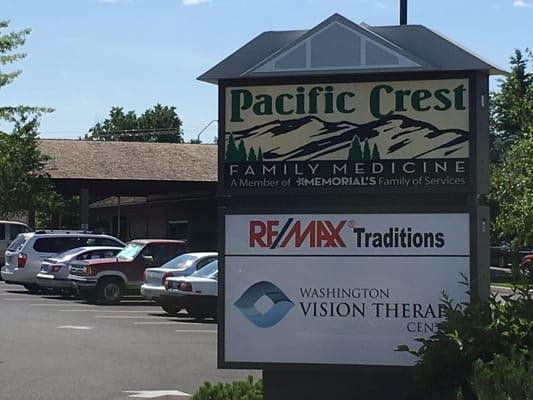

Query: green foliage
(192, 376), (262, 400)
(248, 147), (257, 162)
(489, 126), (533, 250)
(85, 104), (183, 143)
(237, 140), (247, 161)
(371, 143), (380, 160)
(471, 351), (533, 400)
(0, 118), (59, 219)
(397, 281), (533, 399)
(490, 49), (533, 163)
(226, 134), (239, 161)
(347, 135), (363, 160)
(363, 140), (371, 160)
(257, 147), (263, 162)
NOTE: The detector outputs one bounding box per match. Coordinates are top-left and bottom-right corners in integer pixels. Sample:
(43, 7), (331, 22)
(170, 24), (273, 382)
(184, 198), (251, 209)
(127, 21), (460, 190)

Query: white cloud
(513, 0), (533, 8)
(374, 1), (387, 9)
(182, 0), (211, 5)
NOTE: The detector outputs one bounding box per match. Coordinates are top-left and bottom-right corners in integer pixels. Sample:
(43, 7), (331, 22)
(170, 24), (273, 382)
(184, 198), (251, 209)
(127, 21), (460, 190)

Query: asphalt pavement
(0, 281), (259, 400)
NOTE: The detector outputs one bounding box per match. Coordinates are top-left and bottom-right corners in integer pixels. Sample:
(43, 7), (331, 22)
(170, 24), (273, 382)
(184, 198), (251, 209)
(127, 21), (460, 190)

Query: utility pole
(400, 0), (408, 25)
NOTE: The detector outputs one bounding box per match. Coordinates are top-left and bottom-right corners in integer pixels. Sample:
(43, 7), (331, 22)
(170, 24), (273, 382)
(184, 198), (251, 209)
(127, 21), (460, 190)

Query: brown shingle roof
(39, 139), (217, 182)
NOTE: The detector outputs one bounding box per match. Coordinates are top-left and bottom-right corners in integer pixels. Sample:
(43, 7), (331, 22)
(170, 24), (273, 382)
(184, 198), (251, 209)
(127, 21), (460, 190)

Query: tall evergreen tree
(371, 143), (380, 160)
(348, 135), (363, 160)
(257, 147), (264, 162)
(226, 133), (238, 161)
(490, 49), (533, 162)
(363, 140), (371, 160)
(237, 140), (247, 161)
(248, 147), (257, 162)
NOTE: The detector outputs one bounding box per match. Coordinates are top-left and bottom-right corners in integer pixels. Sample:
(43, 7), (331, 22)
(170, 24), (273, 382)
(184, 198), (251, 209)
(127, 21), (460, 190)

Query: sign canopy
(199, 14), (506, 84)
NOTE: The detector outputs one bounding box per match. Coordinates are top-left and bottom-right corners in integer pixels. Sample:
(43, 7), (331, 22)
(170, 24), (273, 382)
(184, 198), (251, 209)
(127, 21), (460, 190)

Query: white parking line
(123, 390), (191, 398)
(93, 315), (165, 319)
(134, 322), (180, 325)
(57, 325), (95, 330)
(29, 303), (95, 307)
(175, 330), (216, 333)
(59, 309), (156, 313)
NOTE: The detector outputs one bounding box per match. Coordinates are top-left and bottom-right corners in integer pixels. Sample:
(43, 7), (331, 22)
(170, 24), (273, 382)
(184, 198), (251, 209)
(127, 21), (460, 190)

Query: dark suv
(69, 239), (187, 304)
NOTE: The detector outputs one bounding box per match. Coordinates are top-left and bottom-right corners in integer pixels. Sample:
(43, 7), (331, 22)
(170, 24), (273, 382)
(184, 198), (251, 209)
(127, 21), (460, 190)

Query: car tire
(97, 278), (124, 305)
(521, 262), (533, 280)
(161, 304), (180, 316)
(23, 284), (41, 294)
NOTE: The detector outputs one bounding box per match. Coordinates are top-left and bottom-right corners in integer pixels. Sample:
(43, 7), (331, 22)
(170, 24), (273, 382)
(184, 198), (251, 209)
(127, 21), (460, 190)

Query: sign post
(200, 12), (501, 399)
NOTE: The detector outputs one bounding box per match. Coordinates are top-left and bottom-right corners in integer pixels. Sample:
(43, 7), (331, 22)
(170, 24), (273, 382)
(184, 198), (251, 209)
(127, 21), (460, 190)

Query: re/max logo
(249, 219), (347, 249)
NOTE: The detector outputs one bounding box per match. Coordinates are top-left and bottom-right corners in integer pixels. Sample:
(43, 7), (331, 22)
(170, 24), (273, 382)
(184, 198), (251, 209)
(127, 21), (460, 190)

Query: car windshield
(159, 254), (198, 270)
(191, 260), (218, 278)
(116, 242), (144, 260)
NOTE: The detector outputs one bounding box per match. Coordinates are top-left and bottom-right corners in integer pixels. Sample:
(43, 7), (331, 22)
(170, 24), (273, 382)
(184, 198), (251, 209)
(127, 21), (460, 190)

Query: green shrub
(192, 376), (262, 400)
(471, 351), (533, 400)
(397, 280), (533, 400)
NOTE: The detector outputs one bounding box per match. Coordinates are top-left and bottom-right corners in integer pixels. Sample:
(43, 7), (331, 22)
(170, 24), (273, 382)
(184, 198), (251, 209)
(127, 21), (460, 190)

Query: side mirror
(142, 255), (154, 265)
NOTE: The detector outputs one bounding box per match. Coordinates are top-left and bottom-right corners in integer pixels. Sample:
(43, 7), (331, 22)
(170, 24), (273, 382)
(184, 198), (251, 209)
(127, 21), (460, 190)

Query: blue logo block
(235, 281), (294, 328)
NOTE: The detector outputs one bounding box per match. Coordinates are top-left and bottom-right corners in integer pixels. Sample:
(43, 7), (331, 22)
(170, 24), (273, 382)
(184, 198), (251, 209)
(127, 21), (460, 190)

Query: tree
(257, 147), (264, 162)
(85, 104), (184, 143)
(489, 125), (533, 250)
(226, 133), (239, 161)
(0, 21), (57, 223)
(237, 140), (247, 161)
(0, 118), (59, 220)
(371, 143), (380, 160)
(248, 147), (257, 162)
(363, 140), (371, 160)
(348, 135), (363, 160)
(490, 49), (533, 163)
(0, 20), (51, 122)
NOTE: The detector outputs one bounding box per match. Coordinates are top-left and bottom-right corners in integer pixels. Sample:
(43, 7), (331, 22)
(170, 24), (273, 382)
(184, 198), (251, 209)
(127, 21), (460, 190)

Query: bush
(471, 351), (533, 400)
(397, 281), (533, 400)
(192, 376), (262, 400)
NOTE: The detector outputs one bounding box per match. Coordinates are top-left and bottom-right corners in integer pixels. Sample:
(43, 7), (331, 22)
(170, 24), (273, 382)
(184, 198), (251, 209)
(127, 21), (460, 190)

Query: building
(39, 139), (218, 250)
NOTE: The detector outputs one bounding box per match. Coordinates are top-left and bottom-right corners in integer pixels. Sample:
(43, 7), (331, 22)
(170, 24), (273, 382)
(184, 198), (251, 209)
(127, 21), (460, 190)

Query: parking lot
(0, 281), (257, 400)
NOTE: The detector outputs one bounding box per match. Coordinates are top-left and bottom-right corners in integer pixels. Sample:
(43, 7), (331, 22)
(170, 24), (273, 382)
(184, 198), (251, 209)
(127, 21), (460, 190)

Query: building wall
(90, 197), (217, 251)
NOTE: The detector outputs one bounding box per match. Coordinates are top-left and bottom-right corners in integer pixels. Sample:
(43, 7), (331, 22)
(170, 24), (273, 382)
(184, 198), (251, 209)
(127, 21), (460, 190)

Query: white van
(0, 221), (31, 266)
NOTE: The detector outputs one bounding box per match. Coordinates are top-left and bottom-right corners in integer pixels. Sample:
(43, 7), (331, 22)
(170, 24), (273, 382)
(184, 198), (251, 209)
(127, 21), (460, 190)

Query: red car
(69, 239), (186, 304)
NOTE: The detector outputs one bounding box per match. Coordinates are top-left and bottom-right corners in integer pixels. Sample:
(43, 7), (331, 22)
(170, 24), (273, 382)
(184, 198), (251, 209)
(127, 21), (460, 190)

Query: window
(9, 224), (30, 241)
(8, 235), (28, 251)
(0, 224), (5, 240)
(95, 238), (123, 247)
(33, 238), (71, 253)
(168, 220), (188, 240)
(196, 257), (217, 270)
(142, 245), (168, 267)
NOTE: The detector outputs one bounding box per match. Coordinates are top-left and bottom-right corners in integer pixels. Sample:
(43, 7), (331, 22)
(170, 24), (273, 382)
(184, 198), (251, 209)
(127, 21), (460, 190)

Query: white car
(141, 252), (217, 312)
(1, 230), (124, 292)
(36, 246), (123, 295)
(162, 260), (218, 320)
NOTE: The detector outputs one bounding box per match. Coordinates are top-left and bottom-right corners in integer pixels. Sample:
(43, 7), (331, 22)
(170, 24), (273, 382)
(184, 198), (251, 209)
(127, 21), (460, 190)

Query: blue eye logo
(235, 281), (294, 328)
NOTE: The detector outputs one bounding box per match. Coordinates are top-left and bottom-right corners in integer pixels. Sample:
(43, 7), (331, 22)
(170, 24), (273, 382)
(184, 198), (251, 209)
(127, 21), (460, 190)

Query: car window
(0, 224), (6, 240)
(94, 238), (123, 247)
(142, 245), (168, 266)
(159, 254), (198, 270)
(33, 237), (72, 253)
(9, 224), (30, 241)
(117, 242), (145, 260)
(8, 235), (29, 251)
(196, 257), (217, 270)
(191, 260), (218, 278)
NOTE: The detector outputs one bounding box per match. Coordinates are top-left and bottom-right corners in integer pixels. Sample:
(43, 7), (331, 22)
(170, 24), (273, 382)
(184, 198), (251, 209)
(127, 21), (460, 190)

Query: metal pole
(400, 0), (408, 25)
(117, 195), (121, 239)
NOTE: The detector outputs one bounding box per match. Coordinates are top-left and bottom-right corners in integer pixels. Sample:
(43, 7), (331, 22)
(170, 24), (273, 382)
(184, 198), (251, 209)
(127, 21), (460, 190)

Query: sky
(2, 0), (532, 142)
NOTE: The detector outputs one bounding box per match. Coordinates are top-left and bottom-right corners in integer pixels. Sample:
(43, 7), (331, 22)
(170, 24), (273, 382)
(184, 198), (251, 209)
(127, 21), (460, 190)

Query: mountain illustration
(227, 115), (469, 161)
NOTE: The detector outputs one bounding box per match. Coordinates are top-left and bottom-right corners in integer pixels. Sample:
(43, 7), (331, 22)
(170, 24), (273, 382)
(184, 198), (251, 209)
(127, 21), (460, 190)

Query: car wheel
(521, 262), (533, 280)
(23, 284), (41, 294)
(161, 304), (180, 316)
(187, 306), (208, 321)
(98, 278), (124, 305)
